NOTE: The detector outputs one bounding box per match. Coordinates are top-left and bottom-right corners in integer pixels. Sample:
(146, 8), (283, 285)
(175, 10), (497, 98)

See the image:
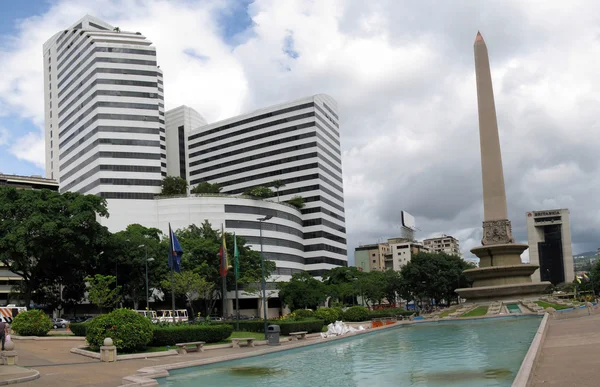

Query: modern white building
(164, 106), (206, 180)
(526, 209), (575, 285)
(43, 15), (166, 199)
(186, 94), (347, 276)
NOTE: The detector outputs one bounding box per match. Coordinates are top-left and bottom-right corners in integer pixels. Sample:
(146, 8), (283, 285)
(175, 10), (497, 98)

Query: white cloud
(0, 127), (9, 146)
(2, 0), (600, 259)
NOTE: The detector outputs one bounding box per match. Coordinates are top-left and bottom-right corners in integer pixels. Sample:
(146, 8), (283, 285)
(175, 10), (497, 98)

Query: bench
(289, 331), (308, 341)
(175, 341), (205, 355)
(231, 338), (255, 348)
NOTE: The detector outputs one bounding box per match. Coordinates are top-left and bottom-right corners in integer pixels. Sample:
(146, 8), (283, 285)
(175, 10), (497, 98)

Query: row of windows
(214, 162), (319, 188)
(59, 112), (160, 139)
(314, 104), (339, 129)
(303, 230), (346, 244)
(301, 206), (345, 222)
(60, 150), (160, 172)
(60, 125), (159, 149)
(244, 236), (304, 252)
(310, 191), (345, 212)
(262, 252), (304, 264)
(61, 163), (161, 192)
(58, 46), (155, 79)
(191, 131), (341, 167)
(225, 220), (303, 239)
(61, 136), (159, 159)
(59, 89), (159, 119)
(188, 102), (314, 141)
(302, 216), (346, 233)
(190, 141), (315, 171)
(178, 126), (187, 179)
(305, 257), (347, 266)
(57, 32), (93, 68)
(193, 152), (319, 180)
(322, 102), (339, 120)
(189, 113), (315, 151)
(224, 205), (302, 225)
(189, 120), (315, 158)
(99, 192), (156, 200)
(75, 178), (162, 195)
(59, 71), (157, 104)
(60, 100), (158, 128)
(304, 243), (347, 255)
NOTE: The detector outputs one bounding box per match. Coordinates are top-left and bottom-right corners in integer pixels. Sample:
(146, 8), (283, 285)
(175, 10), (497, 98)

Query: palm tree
(270, 180), (286, 202)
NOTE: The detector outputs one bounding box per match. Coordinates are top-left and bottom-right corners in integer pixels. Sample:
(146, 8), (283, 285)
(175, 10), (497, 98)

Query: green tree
(85, 274), (120, 313)
(168, 221), (276, 316)
(277, 272), (327, 310)
(270, 180), (286, 202)
(191, 182), (222, 194)
(160, 176), (188, 196)
(0, 187), (109, 306)
(286, 195), (305, 209)
(244, 186), (274, 199)
(161, 271), (213, 318)
(322, 267), (361, 306)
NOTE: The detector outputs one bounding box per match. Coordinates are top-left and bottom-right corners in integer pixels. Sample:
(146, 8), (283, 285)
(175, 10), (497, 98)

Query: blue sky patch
(282, 30), (299, 59)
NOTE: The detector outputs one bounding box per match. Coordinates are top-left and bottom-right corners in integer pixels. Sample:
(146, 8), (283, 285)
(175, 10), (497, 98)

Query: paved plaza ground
(0, 314), (598, 386)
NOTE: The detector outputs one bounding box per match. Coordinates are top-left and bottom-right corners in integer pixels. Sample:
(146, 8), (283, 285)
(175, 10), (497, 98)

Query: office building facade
(43, 15), (165, 199)
(186, 94), (347, 276)
(423, 235), (461, 256)
(164, 106), (207, 180)
(526, 209), (575, 284)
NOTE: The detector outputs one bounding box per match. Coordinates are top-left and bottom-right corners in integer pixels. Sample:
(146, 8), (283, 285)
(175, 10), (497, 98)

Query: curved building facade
(100, 196), (305, 280)
(44, 15), (165, 199)
(186, 94), (347, 275)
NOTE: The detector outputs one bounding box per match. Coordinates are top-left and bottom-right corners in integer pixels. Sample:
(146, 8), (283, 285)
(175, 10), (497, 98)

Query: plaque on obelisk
(455, 32), (551, 301)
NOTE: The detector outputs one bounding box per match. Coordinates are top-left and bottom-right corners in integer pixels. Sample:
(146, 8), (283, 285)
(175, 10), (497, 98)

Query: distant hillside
(574, 251), (597, 258)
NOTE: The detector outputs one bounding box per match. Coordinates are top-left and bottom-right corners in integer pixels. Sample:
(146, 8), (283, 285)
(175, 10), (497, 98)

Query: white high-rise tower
(43, 15), (166, 199)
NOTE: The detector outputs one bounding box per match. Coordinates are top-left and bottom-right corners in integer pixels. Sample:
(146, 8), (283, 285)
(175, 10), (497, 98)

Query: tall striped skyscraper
(186, 94), (347, 275)
(43, 15), (166, 199)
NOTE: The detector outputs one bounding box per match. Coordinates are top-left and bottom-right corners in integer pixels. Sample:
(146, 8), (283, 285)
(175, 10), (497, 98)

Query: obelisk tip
(475, 31), (484, 43)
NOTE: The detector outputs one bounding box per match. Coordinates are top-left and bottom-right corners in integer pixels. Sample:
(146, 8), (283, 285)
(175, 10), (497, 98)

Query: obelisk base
(456, 243), (552, 302)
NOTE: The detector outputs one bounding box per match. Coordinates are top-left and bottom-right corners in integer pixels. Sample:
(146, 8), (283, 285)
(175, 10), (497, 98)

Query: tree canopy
(191, 182), (222, 194)
(160, 176), (188, 196)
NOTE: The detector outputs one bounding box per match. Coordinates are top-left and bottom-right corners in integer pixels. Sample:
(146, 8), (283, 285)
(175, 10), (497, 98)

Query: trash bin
(267, 325), (280, 346)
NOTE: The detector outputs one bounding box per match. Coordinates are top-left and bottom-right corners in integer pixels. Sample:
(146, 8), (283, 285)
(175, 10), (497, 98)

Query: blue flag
(168, 223), (183, 273)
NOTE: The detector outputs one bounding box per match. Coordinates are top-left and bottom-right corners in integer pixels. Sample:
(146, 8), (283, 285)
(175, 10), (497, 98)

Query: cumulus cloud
(1, 0), (600, 260)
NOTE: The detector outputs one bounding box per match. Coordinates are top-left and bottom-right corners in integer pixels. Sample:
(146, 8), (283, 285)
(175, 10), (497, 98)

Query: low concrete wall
(512, 313), (549, 387)
(549, 304), (600, 320)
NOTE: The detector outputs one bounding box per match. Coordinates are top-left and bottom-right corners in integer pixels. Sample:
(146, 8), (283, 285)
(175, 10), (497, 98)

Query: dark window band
(59, 100), (158, 128)
(305, 257), (347, 266)
(75, 178), (161, 194)
(314, 104), (339, 129)
(59, 112), (159, 138)
(302, 216), (346, 233)
(262, 252), (305, 264)
(189, 113), (315, 150)
(60, 89), (158, 119)
(189, 102), (314, 141)
(224, 205), (301, 225)
(303, 230), (346, 244)
(225, 220), (303, 239)
(304, 243), (346, 255)
(301, 206), (345, 221)
(60, 125), (159, 149)
(244, 236), (304, 252)
(322, 103), (339, 120)
(99, 192), (156, 200)
(61, 137), (159, 160)
(224, 173), (344, 200)
(60, 150), (160, 171)
(61, 164), (161, 192)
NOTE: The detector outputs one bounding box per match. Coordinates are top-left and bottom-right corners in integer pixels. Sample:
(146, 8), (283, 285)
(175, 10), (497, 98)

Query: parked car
(52, 318), (70, 329)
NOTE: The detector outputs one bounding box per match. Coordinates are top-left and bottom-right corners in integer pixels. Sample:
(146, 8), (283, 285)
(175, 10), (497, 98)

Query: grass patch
(461, 306), (489, 317)
(536, 301), (571, 310)
(439, 308), (457, 318)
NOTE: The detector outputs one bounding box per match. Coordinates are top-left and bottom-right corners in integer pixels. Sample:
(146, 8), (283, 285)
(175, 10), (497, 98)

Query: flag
(583, 273), (590, 282)
(576, 276), (582, 284)
(234, 232), (240, 280)
(219, 224), (228, 277)
(168, 223), (183, 273)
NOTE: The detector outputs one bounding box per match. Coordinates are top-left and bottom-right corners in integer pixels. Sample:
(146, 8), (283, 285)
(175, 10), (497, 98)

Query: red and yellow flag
(219, 224), (228, 277)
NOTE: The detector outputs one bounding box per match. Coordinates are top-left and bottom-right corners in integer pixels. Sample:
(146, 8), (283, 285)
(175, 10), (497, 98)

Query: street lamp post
(257, 215), (273, 340)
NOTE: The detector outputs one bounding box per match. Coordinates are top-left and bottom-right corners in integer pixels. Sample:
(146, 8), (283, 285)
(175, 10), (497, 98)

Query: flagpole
(221, 224), (228, 320)
(171, 267), (176, 322)
(234, 232), (239, 331)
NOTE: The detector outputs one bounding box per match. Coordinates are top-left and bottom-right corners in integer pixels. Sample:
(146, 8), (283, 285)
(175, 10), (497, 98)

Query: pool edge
(511, 312), (549, 387)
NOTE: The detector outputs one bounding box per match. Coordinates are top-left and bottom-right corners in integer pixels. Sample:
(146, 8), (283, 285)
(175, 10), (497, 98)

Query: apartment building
(423, 235), (461, 256)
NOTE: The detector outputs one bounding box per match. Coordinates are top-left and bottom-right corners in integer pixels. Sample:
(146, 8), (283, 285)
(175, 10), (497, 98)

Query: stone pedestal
(100, 346), (117, 362)
(1, 351), (18, 365)
(100, 338), (117, 362)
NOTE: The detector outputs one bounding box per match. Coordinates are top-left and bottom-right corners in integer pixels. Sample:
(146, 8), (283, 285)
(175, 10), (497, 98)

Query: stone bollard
(2, 341), (18, 365)
(545, 307), (556, 319)
(100, 338), (117, 363)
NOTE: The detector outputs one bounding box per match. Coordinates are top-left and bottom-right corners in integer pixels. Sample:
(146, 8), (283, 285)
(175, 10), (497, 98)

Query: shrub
(342, 306), (370, 322)
(313, 308), (342, 325)
(11, 309), (53, 336)
(366, 308), (418, 319)
(292, 309), (314, 320)
(217, 319), (324, 335)
(150, 324), (233, 346)
(86, 309), (153, 352)
(69, 322), (89, 337)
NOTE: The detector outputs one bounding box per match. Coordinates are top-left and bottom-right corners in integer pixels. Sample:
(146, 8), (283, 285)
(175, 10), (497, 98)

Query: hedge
(150, 324), (233, 346)
(366, 308), (419, 319)
(11, 310), (53, 336)
(342, 306), (370, 322)
(218, 319), (324, 336)
(69, 322), (88, 337)
(313, 308), (342, 325)
(86, 309), (153, 352)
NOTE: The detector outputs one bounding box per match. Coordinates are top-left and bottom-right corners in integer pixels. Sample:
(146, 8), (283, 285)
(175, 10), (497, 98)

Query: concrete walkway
(530, 313), (600, 386)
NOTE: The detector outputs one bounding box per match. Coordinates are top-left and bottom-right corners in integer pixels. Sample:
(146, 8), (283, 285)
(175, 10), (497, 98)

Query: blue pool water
(159, 316), (541, 387)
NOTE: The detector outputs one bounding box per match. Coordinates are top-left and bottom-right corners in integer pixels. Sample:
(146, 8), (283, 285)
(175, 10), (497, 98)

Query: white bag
(5, 335), (11, 342)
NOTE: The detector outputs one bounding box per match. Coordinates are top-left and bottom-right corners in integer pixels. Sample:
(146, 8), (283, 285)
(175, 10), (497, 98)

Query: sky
(1, 0), (600, 263)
